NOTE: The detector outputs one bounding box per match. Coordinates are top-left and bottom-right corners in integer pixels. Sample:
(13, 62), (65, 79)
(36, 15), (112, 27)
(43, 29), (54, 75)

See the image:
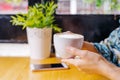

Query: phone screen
(31, 63), (68, 71)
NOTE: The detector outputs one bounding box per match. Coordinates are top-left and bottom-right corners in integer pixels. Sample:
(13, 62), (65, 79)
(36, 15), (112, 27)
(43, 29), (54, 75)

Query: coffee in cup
(53, 31), (84, 58)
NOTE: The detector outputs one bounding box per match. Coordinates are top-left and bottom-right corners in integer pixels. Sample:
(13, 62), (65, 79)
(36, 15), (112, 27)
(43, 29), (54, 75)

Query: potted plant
(10, 1), (61, 60)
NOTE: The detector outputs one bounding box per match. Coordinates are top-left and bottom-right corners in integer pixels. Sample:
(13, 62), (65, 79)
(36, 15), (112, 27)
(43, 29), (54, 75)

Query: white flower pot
(27, 27), (52, 60)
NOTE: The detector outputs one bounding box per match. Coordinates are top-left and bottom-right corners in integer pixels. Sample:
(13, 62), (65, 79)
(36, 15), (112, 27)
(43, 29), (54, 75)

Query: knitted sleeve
(94, 27), (120, 67)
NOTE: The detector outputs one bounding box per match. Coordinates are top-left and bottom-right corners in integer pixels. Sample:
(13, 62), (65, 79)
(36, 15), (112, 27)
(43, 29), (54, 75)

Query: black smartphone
(30, 63), (69, 71)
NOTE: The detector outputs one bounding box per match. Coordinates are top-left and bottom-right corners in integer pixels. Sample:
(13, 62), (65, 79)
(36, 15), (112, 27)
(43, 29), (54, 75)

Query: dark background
(0, 0), (119, 43)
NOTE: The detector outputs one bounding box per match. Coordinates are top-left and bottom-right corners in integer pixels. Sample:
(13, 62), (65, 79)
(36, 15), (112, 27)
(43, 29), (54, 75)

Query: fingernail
(61, 59), (66, 62)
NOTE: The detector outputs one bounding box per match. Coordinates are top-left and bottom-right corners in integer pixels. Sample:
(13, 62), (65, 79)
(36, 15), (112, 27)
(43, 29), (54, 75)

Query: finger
(66, 46), (89, 58)
(62, 59), (82, 67)
(62, 59), (75, 65)
(62, 59), (82, 71)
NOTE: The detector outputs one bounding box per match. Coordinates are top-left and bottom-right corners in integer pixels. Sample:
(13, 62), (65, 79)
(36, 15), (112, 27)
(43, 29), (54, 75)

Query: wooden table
(0, 56), (110, 80)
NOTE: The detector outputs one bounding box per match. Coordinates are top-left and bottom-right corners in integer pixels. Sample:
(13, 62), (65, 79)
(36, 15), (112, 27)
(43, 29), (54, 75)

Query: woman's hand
(62, 46), (106, 74)
(62, 46), (120, 80)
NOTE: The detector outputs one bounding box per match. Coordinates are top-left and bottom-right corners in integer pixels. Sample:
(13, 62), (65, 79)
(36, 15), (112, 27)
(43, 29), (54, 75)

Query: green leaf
(10, 1), (61, 32)
(95, 0), (103, 7)
(83, 0), (94, 4)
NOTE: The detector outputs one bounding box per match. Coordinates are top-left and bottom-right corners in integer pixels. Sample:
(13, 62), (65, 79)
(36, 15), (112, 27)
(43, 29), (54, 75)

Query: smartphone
(30, 63), (69, 71)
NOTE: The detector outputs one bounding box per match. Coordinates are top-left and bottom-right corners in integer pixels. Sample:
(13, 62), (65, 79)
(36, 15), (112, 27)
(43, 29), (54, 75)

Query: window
(56, 0), (120, 14)
(0, 0), (28, 14)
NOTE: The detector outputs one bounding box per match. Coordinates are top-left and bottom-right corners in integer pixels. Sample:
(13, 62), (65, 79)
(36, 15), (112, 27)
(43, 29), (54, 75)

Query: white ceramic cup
(54, 31), (84, 58)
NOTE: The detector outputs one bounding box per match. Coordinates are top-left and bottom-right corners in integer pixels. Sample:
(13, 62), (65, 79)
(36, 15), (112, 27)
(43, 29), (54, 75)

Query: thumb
(62, 58), (83, 67)
(66, 46), (88, 59)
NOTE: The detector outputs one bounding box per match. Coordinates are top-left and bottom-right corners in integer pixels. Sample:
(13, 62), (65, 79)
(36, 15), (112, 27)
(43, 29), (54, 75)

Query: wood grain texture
(0, 57), (110, 80)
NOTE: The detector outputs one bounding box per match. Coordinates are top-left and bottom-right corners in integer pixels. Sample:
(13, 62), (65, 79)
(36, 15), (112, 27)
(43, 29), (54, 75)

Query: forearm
(81, 41), (98, 53)
(81, 41), (120, 80)
(106, 66), (120, 80)
(110, 67), (120, 80)
(99, 60), (120, 80)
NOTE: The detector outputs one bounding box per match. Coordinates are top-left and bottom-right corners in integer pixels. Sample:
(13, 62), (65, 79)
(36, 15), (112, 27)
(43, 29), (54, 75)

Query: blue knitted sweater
(94, 27), (120, 66)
